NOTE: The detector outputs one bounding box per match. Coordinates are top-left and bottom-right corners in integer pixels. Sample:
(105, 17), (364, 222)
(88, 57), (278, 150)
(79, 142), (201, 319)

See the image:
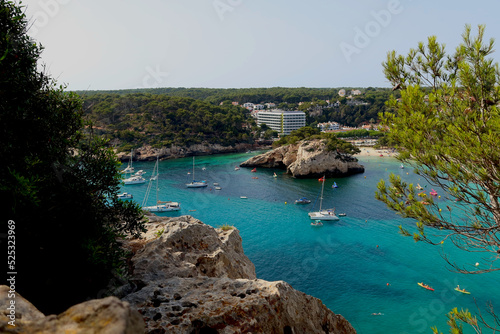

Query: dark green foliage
(77, 87), (395, 128)
(81, 93), (253, 150)
(1, 1), (144, 313)
(77, 87), (340, 104)
(272, 126), (361, 155)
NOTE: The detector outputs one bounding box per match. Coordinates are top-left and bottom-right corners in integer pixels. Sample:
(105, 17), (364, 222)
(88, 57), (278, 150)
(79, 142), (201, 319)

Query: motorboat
(295, 197), (311, 204)
(123, 175), (146, 185)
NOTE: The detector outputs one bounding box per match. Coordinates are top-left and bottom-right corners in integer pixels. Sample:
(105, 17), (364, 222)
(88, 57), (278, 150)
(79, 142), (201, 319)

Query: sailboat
(186, 156), (207, 188)
(121, 150), (135, 174)
(142, 157), (180, 212)
(308, 176), (339, 221)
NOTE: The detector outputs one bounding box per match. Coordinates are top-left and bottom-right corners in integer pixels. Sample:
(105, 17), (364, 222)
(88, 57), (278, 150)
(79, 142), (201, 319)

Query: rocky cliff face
(240, 139), (365, 178)
(117, 142), (271, 162)
(120, 214), (357, 333)
(0, 215), (357, 333)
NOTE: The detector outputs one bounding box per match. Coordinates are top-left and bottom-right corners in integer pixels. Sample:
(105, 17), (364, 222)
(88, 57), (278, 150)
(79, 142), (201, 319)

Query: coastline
(117, 142), (273, 162)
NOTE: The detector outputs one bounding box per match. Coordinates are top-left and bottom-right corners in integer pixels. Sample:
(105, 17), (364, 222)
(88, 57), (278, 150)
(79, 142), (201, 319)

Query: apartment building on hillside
(256, 110), (306, 135)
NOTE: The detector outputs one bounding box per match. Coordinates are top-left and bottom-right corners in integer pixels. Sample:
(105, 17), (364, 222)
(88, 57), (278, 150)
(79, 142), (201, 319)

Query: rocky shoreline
(116, 142), (273, 162)
(240, 139), (365, 178)
(0, 215), (357, 333)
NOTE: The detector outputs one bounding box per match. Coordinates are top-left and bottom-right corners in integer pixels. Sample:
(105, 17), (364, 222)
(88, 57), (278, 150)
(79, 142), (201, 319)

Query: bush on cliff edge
(0, 1), (144, 314)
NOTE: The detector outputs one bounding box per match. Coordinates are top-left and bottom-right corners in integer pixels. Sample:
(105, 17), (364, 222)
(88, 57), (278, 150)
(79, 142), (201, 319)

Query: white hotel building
(256, 110), (306, 135)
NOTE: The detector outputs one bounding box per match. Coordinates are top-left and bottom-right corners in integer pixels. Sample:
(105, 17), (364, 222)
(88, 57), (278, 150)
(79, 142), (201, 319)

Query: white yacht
(123, 175), (146, 185)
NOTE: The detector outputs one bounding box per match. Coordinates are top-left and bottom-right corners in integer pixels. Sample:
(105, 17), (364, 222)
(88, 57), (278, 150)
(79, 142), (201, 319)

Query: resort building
(256, 110), (306, 135)
(243, 102), (255, 109)
(317, 121), (341, 132)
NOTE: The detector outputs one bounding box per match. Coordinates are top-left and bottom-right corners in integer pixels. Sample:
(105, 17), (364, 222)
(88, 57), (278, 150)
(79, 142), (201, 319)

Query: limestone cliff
(119, 214), (356, 333)
(240, 139), (365, 178)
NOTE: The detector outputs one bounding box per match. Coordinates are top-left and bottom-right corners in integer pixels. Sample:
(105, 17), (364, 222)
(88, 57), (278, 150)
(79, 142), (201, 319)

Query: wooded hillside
(82, 93), (254, 151)
(79, 88), (395, 151)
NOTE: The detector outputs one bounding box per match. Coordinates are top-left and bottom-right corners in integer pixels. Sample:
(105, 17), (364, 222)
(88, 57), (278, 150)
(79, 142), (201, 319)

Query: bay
(121, 152), (500, 334)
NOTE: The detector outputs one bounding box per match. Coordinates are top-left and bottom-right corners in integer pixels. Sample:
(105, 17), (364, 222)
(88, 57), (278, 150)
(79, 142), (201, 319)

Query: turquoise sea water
(122, 152), (500, 334)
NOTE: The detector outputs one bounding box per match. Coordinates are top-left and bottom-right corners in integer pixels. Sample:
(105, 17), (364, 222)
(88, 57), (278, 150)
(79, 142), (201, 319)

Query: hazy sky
(23, 0), (500, 91)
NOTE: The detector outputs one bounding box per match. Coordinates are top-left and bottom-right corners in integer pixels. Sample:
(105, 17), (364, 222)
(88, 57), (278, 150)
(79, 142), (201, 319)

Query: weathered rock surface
(0, 291), (144, 334)
(121, 215), (356, 333)
(124, 277), (355, 334)
(240, 139), (365, 178)
(117, 142), (271, 162)
(0, 285), (44, 330)
(124, 215), (256, 282)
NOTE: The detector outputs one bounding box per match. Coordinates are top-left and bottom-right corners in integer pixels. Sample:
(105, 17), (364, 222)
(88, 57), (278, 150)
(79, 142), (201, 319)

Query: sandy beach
(354, 147), (397, 157)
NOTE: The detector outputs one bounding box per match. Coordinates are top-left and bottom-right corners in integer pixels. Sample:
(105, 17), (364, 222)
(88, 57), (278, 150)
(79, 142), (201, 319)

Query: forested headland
(79, 87), (395, 152)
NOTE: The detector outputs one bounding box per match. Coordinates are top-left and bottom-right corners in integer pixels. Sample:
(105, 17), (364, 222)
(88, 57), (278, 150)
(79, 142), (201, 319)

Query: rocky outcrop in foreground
(0, 215), (356, 333)
(122, 214), (356, 333)
(240, 139), (364, 178)
(0, 285), (144, 333)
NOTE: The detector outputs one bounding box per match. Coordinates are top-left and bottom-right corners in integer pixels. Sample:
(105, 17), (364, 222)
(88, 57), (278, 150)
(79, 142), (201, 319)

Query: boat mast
(319, 177), (325, 211)
(155, 156), (159, 206)
(192, 156), (195, 182)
